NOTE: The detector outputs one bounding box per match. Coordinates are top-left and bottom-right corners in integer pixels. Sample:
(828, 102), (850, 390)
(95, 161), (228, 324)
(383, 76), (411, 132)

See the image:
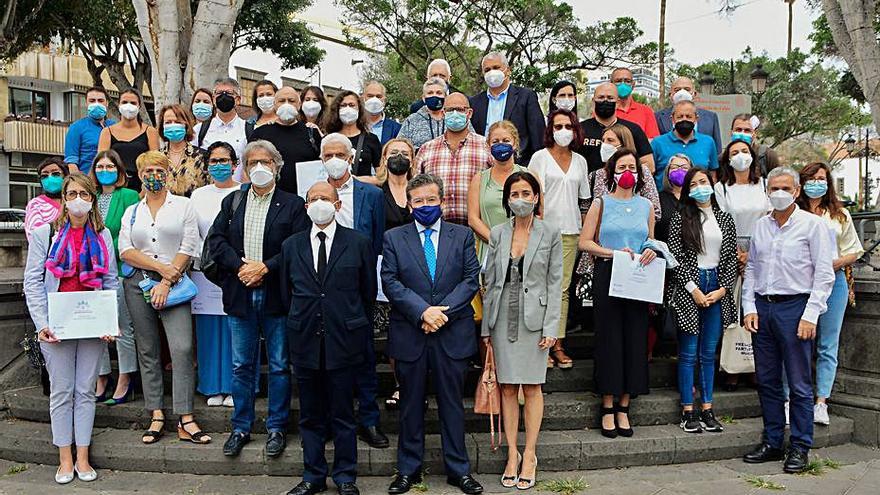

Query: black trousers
(591, 259), (650, 396)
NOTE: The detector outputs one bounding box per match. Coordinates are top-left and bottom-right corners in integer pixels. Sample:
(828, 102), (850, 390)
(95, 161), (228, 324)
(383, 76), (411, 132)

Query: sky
(230, 0), (821, 90)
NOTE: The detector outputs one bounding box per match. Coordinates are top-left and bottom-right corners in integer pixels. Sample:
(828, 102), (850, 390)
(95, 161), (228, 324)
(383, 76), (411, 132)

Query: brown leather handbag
(474, 342), (502, 451)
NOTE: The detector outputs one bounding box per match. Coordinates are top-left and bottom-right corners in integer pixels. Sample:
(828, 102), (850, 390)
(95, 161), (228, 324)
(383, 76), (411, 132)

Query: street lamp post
(865, 128), (873, 210)
(750, 64), (769, 96)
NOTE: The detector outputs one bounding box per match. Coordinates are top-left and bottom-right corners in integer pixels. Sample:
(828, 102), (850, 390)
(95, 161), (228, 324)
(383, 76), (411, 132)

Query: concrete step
(0, 416), (853, 476)
(3, 386), (764, 435)
(159, 358), (682, 397)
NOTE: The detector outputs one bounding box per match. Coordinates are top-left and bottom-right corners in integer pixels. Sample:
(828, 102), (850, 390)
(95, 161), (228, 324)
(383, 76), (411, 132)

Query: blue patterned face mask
(142, 172), (167, 192)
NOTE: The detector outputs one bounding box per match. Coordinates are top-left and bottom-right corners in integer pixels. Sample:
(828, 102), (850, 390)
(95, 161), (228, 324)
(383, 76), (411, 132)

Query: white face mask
(484, 69), (506, 89)
(364, 97), (385, 115)
(276, 103), (298, 123)
(553, 129), (574, 148)
(66, 197), (92, 217)
(600, 142), (619, 163)
(672, 89), (693, 104)
(730, 153), (753, 172)
(339, 106), (359, 124)
(256, 96), (276, 113)
(769, 190), (795, 211)
(323, 157), (350, 180)
(119, 103), (139, 120)
(248, 164), (275, 187)
(307, 199), (337, 225)
(555, 97), (576, 112)
(302, 100), (322, 118)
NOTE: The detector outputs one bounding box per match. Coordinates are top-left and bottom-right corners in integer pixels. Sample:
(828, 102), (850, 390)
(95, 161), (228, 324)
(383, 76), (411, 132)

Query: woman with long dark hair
(667, 168), (738, 434)
(97, 89), (160, 192)
(793, 162), (863, 425)
(322, 89), (382, 176)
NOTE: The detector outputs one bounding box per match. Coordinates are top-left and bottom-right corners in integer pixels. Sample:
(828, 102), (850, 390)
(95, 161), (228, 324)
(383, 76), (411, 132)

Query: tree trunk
(821, 0), (880, 134)
(132, 0), (243, 110)
(787, 0), (794, 56)
(658, 0), (666, 105)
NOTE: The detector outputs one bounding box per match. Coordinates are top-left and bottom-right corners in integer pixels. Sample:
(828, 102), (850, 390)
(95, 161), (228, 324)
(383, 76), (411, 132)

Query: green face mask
(41, 175), (64, 194)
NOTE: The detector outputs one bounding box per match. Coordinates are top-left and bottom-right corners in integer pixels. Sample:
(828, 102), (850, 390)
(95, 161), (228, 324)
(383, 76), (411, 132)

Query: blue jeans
(228, 289), (291, 433)
(816, 270), (848, 399)
(678, 268), (723, 406)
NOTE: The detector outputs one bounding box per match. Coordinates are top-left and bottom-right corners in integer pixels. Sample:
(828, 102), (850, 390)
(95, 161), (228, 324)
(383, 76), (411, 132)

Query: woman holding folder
(578, 148), (656, 439)
(23, 173), (119, 484)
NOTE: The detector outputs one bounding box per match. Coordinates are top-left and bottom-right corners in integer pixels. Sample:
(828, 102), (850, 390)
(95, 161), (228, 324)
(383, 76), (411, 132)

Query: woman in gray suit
(481, 171), (563, 490)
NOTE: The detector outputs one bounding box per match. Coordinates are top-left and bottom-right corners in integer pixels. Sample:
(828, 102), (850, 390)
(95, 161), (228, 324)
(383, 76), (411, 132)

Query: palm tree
(659, 0), (667, 104)
(785, 0), (795, 56)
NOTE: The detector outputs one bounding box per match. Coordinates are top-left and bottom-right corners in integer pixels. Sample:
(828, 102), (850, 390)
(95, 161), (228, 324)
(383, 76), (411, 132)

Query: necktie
(317, 231), (327, 281)
(423, 228), (436, 281)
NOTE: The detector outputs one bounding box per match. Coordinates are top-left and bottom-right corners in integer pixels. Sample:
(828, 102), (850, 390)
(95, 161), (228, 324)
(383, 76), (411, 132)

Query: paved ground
(1, 444), (878, 494)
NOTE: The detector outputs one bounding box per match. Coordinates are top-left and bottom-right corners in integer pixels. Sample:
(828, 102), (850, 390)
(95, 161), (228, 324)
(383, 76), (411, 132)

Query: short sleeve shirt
(578, 118), (653, 172)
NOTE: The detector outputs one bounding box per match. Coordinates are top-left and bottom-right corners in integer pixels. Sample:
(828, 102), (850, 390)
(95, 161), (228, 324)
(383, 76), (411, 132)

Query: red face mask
(614, 169), (636, 190)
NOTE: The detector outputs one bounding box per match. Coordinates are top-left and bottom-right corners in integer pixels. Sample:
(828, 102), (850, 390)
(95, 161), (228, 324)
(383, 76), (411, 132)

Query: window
(65, 92), (87, 121)
(9, 88), (50, 119)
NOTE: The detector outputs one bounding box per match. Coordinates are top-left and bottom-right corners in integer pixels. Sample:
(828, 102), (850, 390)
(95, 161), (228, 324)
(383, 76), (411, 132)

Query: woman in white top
(795, 162), (864, 425)
(118, 151), (209, 445)
(713, 139), (770, 391)
(527, 109), (590, 368)
(190, 142), (242, 407)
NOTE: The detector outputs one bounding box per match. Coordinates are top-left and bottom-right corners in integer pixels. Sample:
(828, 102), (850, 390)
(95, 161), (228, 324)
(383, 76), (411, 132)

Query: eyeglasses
(444, 107), (468, 113)
(387, 150), (411, 158)
(65, 191), (93, 201)
(208, 158), (233, 165)
(40, 171), (63, 179)
(247, 160), (273, 168)
(552, 124), (574, 130)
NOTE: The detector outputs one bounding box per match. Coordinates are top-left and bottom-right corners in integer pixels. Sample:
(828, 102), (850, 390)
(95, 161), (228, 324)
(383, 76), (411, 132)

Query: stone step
(3, 386), (763, 434)
(0, 416), (853, 476)
(160, 358), (682, 397)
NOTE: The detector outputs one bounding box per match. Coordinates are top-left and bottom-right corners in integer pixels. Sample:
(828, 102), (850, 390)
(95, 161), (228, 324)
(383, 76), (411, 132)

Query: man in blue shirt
(64, 86), (116, 175)
(652, 100), (719, 190)
(654, 77), (723, 154)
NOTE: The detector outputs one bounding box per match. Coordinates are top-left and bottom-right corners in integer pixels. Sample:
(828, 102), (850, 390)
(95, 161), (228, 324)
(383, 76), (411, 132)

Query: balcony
(1, 119), (68, 155)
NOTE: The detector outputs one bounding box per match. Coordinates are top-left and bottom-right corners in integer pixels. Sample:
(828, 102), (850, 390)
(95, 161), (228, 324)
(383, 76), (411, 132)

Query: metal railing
(2, 120), (68, 155)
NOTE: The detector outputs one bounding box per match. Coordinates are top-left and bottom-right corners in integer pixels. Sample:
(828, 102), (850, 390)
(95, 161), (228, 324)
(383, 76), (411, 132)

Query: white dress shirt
(335, 176), (355, 229)
(742, 207), (836, 324)
(310, 220), (337, 272)
(416, 218), (441, 252)
(527, 148), (591, 235)
(118, 193), (200, 264)
(192, 115), (248, 181)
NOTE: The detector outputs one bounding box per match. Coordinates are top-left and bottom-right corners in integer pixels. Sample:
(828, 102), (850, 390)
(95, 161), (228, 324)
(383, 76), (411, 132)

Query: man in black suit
(469, 52), (545, 164)
(281, 181), (376, 495)
(381, 174), (483, 495)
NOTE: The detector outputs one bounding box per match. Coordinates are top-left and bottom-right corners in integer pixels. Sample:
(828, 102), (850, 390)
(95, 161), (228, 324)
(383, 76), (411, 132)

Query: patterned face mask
(142, 172), (167, 192)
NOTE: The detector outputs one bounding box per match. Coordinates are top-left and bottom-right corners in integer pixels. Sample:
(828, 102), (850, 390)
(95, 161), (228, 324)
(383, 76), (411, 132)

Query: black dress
(110, 127), (150, 191)
(656, 190), (682, 244)
(382, 182), (412, 231)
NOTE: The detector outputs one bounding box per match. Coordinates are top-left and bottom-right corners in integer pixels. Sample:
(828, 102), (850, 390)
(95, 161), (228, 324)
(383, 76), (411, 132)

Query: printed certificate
(48, 290), (119, 339)
(608, 250), (666, 304)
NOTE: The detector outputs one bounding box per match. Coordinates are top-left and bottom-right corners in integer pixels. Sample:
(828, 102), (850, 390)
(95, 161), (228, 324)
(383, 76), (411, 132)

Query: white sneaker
(206, 394), (224, 406)
(814, 402), (830, 425)
(222, 395), (234, 407)
(784, 401), (790, 426)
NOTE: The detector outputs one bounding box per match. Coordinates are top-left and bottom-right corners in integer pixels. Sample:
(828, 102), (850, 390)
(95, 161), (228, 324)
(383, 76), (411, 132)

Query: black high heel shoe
(104, 380), (135, 406)
(616, 404), (634, 437)
(94, 376), (115, 403)
(600, 406), (618, 438)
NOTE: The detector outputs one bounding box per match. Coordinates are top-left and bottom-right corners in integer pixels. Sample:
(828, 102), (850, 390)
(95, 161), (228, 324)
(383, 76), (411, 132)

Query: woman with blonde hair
(24, 173), (119, 483)
(118, 151), (207, 445)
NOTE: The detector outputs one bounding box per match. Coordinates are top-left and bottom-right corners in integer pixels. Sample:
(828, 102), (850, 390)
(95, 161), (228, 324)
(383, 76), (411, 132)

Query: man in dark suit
(281, 181), (376, 495)
(381, 174), (483, 495)
(320, 132), (387, 448)
(207, 140), (310, 459)
(363, 81), (402, 145)
(654, 76), (723, 154)
(469, 52), (545, 164)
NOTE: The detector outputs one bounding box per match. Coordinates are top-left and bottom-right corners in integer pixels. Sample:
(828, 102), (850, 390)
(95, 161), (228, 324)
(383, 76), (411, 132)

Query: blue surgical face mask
(731, 132), (753, 145)
(616, 82), (633, 99)
(87, 103), (107, 120)
(412, 204), (442, 226)
(490, 142), (515, 162)
(96, 170), (118, 186)
(804, 180), (828, 199)
(192, 102), (213, 121)
(208, 163), (233, 183)
(444, 111), (468, 132)
(163, 123), (186, 143)
(689, 184), (714, 204)
(41, 175), (64, 194)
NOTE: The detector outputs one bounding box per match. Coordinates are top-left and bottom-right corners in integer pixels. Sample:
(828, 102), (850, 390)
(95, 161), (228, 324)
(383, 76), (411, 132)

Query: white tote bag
(720, 277), (755, 374)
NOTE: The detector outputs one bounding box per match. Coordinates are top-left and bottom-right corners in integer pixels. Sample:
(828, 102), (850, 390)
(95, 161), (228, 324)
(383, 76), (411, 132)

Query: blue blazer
(353, 180), (385, 258)
(379, 118), (402, 145)
(469, 84), (546, 164)
(380, 221), (480, 362)
(281, 225), (377, 370)
(207, 186), (311, 318)
(655, 106), (722, 154)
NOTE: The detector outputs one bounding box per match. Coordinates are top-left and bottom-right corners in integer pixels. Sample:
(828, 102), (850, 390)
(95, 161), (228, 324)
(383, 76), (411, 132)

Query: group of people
(22, 52), (863, 494)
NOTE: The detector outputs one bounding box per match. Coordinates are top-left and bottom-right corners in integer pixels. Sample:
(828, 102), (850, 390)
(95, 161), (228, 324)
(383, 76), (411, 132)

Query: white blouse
(527, 148), (591, 235)
(118, 193), (200, 265)
(190, 183), (241, 251)
(697, 206), (722, 269)
(714, 180), (770, 239)
(818, 209), (865, 260)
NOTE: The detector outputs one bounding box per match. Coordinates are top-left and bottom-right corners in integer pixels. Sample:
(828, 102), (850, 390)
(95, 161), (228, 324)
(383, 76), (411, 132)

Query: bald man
(578, 82), (655, 173)
(362, 81), (401, 145)
(654, 77), (722, 154)
(415, 92), (491, 225)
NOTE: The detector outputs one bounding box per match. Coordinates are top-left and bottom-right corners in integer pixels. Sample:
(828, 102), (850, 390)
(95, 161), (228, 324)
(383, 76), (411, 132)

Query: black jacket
(469, 84), (546, 164)
(207, 186), (310, 318)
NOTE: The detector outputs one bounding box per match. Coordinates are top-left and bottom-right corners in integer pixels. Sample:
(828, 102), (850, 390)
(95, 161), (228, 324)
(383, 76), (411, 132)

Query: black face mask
(215, 93), (236, 113)
(386, 155), (411, 176)
(594, 100), (616, 119)
(674, 120), (695, 136)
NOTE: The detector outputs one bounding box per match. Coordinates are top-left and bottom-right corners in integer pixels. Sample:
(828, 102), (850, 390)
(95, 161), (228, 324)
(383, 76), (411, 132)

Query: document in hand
(48, 290), (119, 339)
(608, 250), (666, 304)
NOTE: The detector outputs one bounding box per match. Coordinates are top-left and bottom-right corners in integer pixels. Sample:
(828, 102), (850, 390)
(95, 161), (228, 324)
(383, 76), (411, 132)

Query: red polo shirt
(616, 99), (660, 139)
